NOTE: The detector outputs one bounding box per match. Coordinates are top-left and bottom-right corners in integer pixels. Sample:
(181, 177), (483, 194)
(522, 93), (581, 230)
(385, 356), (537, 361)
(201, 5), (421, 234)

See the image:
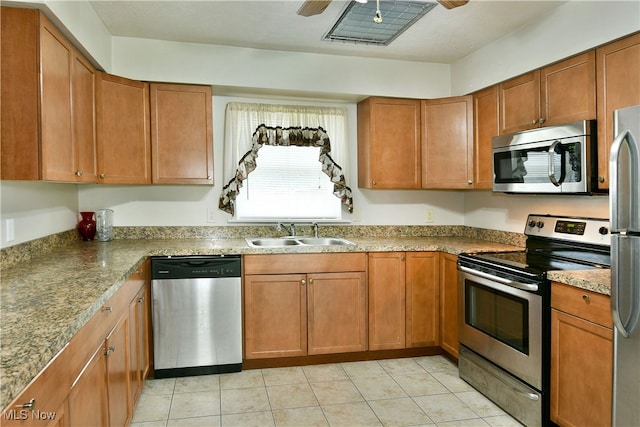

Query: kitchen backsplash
(0, 225), (525, 270)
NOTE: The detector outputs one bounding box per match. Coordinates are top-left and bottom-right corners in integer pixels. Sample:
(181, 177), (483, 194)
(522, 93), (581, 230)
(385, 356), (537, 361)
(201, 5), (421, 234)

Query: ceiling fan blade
(297, 0), (332, 16)
(437, 0), (470, 9)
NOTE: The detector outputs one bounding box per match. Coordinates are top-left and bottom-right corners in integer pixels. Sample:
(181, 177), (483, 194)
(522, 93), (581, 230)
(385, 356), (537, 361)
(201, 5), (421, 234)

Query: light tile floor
(131, 356), (523, 427)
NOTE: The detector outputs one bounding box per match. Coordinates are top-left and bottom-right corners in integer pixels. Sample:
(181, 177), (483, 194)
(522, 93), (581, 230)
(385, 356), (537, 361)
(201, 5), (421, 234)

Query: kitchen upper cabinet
(368, 252), (440, 351)
(550, 282), (613, 427)
(439, 253), (459, 359)
(499, 52), (596, 134)
(357, 97), (422, 189)
(421, 96), (474, 189)
(596, 32), (640, 190)
(243, 253), (367, 359)
(1, 7), (97, 182)
(150, 83), (214, 185)
(472, 86), (499, 190)
(96, 73), (152, 184)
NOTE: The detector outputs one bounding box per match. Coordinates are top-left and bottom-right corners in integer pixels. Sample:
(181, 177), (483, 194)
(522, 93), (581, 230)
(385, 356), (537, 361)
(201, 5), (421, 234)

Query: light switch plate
(5, 219), (15, 242)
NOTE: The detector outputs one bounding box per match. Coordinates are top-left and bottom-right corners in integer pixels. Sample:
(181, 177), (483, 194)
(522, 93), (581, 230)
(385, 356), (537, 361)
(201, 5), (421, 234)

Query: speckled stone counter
(548, 269), (611, 295)
(1, 234), (524, 409)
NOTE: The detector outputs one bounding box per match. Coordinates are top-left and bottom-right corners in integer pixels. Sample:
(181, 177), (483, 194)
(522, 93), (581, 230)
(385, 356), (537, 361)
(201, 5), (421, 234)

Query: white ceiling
(89, 0), (567, 64)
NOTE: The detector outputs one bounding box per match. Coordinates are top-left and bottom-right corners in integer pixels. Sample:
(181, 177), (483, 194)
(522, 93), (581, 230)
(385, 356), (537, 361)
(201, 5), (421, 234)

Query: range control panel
(525, 214), (610, 246)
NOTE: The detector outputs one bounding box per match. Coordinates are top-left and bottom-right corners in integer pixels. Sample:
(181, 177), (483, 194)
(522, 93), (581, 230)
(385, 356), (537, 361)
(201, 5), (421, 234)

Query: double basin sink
(245, 237), (355, 248)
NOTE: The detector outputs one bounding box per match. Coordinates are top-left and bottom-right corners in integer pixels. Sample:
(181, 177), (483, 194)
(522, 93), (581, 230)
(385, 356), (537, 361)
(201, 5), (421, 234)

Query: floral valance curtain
(219, 124), (353, 215)
(219, 102), (352, 216)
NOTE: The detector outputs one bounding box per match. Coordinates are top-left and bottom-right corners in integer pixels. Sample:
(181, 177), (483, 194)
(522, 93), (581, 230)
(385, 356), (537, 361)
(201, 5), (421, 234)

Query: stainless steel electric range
(457, 214), (611, 426)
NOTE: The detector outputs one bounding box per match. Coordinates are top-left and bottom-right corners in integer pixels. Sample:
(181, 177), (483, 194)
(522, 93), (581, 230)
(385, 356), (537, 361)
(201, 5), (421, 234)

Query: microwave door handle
(548, 140), (561, 187)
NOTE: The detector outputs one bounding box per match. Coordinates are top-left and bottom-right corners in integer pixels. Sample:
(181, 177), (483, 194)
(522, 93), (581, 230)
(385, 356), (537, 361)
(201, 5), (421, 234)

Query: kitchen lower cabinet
(439, 253), (459, 359)
(596, 32), (640, 190)
(368, 252), (440, 351)
(68, 344), (109, 427)
(550, 282), (613, 427)
(243, 253), (367, 359)
(105, 314), (132, 427)
(128, 283), (151, 407)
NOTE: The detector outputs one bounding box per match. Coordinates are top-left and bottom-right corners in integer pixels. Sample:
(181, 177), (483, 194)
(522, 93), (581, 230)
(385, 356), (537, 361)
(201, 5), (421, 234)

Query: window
(235, 145), (341, 220)
(219, 103), (353, 220)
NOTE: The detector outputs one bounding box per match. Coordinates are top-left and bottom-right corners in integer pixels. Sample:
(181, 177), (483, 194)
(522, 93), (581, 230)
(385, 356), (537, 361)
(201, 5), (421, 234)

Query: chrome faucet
(277, 222), (296, 237)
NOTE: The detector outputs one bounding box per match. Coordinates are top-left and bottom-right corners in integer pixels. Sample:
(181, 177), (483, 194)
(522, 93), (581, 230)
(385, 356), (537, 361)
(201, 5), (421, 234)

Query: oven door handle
(458, 265), (539, 292)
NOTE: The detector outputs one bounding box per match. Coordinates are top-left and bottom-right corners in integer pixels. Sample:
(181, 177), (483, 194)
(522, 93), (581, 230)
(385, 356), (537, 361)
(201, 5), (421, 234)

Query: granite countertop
(0, 235), (606, 409)
(547, 269), (611, 295)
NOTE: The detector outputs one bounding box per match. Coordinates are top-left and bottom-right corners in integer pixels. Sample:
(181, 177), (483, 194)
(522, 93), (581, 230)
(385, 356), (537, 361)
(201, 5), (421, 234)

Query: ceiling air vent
(324, 0), (437, 46)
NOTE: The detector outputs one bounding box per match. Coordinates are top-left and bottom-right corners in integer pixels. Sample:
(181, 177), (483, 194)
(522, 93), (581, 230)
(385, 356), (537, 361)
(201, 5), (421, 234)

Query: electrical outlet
(425, 209), (435, 223)
(206, 208), (217, 223)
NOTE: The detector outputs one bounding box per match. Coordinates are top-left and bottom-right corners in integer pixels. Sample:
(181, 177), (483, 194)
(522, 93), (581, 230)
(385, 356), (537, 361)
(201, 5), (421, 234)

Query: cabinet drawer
(1, 344), (71, 426)
(243, 253), (366, 275)
(551, 282), (612, 328)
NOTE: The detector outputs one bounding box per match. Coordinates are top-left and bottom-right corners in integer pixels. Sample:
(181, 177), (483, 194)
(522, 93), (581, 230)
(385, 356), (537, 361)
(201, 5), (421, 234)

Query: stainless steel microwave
(492, 120), (598, 194)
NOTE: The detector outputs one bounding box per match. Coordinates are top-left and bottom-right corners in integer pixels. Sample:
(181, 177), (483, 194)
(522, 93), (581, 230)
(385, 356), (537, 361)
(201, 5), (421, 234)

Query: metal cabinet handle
(102, 306), (112, 312)
(309, 278), (314, 284)
(532, 119), (537, 124)
(539, 117), (546, 124)
(582, 294), (590, 303)
(301, 279), (306, 286)
(105, 346), (116, 356)
(467, 180), (473, 185)
(75, 170), (83, 177)
(19, 398), (36, 409)
(372, 180), (377, 185)
(138, 296), (144, 304)
(100, 173), (106, 179)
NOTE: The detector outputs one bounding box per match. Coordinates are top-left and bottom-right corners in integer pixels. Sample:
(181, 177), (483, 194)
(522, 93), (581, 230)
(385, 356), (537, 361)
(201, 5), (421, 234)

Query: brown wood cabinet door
(357, 97), (421, 189)
(422, 96), (474, 189)
(439, 253), (459, 359)
(550, 309), (613, 427)
(105, 315), (131, 427)
(71, 52), (97, 182)
(128, 286), (148, 408)
(406, 252), (440, 348)
(68, 344), (109, 427)
(244, 274), (307, 359)
(596, 33), (640, 190)
(150, 83), (214, 184)
(39, 16), (75, 181)
(308, 272), (367, 355)
(368, 253), (406, 350)
(499, 70), (541, 135)
(1, 7), (40, 180)
(473, 86), (499, 190)
(541, 51), (596, 127)
(96, 73), (151, 184)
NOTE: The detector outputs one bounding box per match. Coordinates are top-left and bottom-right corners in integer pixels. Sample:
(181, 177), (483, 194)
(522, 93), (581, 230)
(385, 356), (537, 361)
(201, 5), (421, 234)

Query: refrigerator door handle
(610, 129), (640, 232)
(611, 237), (640, 338)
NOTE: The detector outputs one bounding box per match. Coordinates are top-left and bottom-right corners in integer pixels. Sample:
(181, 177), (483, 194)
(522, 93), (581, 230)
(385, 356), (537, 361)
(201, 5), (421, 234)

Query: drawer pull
(138, 297), (144, 304)
(102, 306), (113, 312)
(19, 398), (35, 409)
(105, 346), (116, 356)
(582, 294), (590, 303)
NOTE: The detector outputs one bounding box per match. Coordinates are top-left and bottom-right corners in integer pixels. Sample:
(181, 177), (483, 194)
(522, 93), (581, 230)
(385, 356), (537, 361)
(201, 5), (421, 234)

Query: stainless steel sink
(296, 237), (354, 246)
(245, 237), (355, 248)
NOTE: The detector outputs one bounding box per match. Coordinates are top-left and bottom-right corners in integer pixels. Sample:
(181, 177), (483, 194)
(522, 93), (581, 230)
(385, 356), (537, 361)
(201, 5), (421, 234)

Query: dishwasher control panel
(151, 255), (241, 279)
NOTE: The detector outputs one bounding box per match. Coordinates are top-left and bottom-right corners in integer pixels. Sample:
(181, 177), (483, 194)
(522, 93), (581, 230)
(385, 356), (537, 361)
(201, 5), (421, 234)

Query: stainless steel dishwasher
(151, 255), (242, 378)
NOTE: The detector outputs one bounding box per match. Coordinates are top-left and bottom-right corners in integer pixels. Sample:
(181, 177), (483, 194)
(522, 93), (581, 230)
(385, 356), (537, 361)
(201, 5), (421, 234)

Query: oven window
(464, 281), (529, 354)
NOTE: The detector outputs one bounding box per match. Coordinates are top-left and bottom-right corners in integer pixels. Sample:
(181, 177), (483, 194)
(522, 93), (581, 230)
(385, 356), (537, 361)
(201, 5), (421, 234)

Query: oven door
(492, 137), (589, 194)
(458, 266), (542, 390)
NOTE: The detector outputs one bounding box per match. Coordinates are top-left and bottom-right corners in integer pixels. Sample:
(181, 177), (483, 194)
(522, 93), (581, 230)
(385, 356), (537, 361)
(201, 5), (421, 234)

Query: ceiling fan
(297, 0), (470, 17)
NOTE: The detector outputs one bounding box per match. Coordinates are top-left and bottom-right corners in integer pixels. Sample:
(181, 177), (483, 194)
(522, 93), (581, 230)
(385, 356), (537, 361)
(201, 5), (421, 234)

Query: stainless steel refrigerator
(610, 104), (640, 426)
